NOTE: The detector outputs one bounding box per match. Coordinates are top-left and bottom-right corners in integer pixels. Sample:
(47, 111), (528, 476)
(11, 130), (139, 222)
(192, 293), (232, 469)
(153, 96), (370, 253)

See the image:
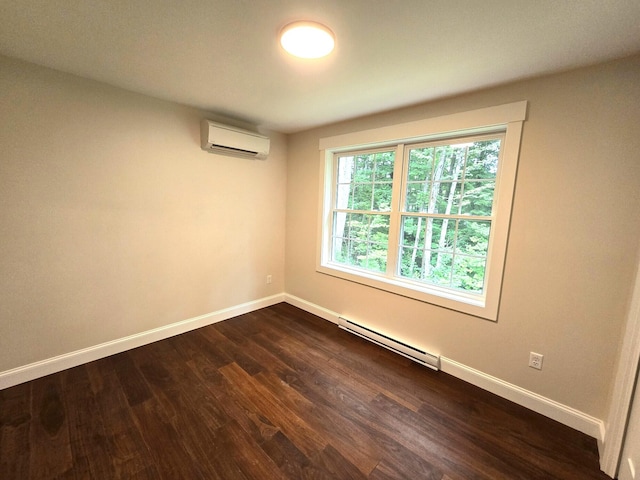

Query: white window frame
(317, 101), (527, 321)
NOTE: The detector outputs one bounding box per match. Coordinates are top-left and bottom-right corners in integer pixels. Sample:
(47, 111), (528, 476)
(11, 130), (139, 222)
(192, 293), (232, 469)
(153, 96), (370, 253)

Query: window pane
(400, 246), (423, 279)
(354, 154), (374, 182)
(401, 216), (455, 252)
(405, 138), (502, 217)
(332, 237), (351, 265)
(400, 216), (456, 285)
(400, 216), (426, 249)
(337, 150), (395, 213)
(464, 139), (500, 180)
(405, 182), (430, 212)
(436, 145), (467, 181)
(337, 156), (354, 183)
(408, 147), (434, 181)
(405, 145), (466, 215)
(374, 151), (395, 181)
(398, 216), (491, 291)
(425, 251), (453, 286)
(452, 255), (487, 293)
(429, 218), (455, 251)
(431, 181), (462, 215)
(400, 247), (453, 286)
(350, 184), (373, 210)
(333, 211), (348, 239)
(460, 181), (495, 216)
(405, 180), (463, 215)
(360, 240), (388, 272)
(367, 214), (390, 241)
(456, 220), (491, 256)
(373, 182), (393, 211)
(336, 183), (351, 209)
(332, 213), (389, 273)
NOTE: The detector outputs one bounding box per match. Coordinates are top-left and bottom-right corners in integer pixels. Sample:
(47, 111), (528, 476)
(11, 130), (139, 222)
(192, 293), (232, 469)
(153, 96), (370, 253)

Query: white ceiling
(1, 0), (639, 133)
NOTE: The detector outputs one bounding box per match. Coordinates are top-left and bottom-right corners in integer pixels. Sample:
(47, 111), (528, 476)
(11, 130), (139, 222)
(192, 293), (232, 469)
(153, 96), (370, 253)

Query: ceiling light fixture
(279, 21), (335, 59)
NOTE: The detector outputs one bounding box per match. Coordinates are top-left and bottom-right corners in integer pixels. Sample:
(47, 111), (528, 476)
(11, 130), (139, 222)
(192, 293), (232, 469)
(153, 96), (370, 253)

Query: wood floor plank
(168, 329), (231, 369)
(260, 430), (317, 479)
(28, 375), (73, 479)
(273, 351), (478, 479)
(371, 391), (548, 479)
(127, 345), (227, 479)
(246, 312), (549, 479)
(369, 456), (443, 480)
(267, 322), (422, 413)
(250, 329), (319, 378)
(128, 395), (208, 479)
(310, 444), (370, 480)
(213, 314), (254, 346)
(416, 388), (601, 478)
(84, 360), (157, 478)
(327, 334), (432, 409)
(238, 334), (297, 377)
(131, 339), (229, 430)
(0, 382), (32, 479)
(250, 326), (468, 478)
(219, 362), (327, 458)
(260, 430), (341, 480)
(110, 352), (153, 407)
(215, 419), (289, 480)
(256, 369), (382, 475)
(0, 303), (610, 479)
(199, 325), (264, 375)
(60, 365), (115, 479)
(185, 357), (281, 446)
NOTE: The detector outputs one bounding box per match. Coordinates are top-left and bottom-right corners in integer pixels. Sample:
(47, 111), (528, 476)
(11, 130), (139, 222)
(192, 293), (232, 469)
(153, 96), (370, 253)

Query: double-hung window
(318, 102), (526, 320)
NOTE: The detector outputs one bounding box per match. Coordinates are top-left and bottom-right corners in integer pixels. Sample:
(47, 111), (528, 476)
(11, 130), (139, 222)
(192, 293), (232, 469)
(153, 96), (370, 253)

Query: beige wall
(285, 55), (640, 419)
(0, 55), (286, 372)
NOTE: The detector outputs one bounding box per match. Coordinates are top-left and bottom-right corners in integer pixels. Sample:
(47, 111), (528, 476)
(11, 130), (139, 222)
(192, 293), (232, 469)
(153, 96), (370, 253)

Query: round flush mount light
(280, 21), (335, 59)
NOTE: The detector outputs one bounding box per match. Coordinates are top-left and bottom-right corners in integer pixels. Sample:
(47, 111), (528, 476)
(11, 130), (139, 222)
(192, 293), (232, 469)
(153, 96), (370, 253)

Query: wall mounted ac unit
(200, 120), (270, 160)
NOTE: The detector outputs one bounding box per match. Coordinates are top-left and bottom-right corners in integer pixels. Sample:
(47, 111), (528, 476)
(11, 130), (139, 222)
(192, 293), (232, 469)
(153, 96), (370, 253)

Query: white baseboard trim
(284, 294), (340, 324)
(598, 423), (608, 476)
(284, 295), (605, 442)
(0, 293), (285, 390)
(440, 357), (604, 440)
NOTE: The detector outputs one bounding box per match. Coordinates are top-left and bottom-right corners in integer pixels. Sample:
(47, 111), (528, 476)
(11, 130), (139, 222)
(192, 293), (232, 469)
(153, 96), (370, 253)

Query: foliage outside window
(318, 102), (526, 320)
(333, 150), (395, 273)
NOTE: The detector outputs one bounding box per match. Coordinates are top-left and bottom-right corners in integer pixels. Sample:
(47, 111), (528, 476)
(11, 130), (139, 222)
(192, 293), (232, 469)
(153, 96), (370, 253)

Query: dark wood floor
(1, 303), (609, 479)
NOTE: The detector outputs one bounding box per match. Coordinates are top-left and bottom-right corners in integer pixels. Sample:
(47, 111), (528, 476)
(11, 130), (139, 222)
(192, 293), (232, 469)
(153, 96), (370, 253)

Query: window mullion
(385, 144), (406, 278)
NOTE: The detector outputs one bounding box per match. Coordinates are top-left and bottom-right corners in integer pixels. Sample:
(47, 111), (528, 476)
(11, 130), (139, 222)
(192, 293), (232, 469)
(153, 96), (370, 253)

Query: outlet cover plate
(529, 352), (543, 370)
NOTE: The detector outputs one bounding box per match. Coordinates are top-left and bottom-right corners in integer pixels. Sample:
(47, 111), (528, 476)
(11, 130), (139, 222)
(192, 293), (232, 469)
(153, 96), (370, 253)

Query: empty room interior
(1, 1), (640, 479)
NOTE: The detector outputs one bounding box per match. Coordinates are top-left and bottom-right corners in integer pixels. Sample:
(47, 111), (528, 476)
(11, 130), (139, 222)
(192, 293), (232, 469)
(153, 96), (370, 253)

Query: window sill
(317, 262), (496, 320)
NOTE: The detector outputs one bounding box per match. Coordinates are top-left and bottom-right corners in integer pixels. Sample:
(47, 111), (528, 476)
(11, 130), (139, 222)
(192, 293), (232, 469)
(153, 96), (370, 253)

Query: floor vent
(338, 317), (440, 371)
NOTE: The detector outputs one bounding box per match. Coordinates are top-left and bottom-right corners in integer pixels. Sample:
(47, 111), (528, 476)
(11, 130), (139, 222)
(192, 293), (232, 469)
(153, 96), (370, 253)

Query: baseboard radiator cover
(338, 316), (440, 371)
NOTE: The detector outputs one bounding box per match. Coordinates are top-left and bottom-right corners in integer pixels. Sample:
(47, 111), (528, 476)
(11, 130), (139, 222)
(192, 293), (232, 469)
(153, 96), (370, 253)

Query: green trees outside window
(332, 151), (395, 273)
(330, 137), (501, 294)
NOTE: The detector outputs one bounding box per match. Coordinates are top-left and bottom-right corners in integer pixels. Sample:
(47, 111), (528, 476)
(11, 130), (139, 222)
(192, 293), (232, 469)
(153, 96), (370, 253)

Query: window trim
(317, 101), (527, 321)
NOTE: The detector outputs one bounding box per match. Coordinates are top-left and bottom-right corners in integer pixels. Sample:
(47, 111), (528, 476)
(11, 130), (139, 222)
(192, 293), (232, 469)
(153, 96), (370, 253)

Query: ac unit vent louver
(200, 120), (270, 160)
(338, 317), (440, 371)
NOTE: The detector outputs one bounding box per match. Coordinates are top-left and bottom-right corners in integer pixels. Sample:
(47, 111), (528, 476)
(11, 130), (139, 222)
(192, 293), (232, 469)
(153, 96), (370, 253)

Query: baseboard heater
(338, 317), (440, 371)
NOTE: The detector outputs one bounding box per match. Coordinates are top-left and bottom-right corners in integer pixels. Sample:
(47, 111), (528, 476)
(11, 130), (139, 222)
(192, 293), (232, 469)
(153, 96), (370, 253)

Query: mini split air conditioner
(200, 120), (270, 160)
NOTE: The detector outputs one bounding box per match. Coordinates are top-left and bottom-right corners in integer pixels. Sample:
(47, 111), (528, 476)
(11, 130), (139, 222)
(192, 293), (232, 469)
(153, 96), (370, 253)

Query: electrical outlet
(529, 352), (543, 370)
(266, 275), (272, 284)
